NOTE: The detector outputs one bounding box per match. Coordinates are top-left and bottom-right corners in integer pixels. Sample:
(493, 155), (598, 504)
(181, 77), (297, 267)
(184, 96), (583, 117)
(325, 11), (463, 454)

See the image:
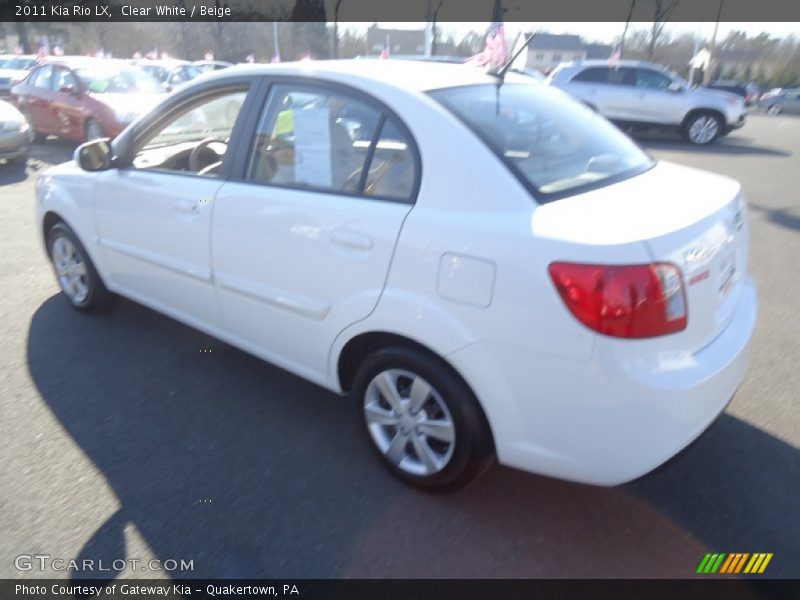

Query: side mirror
(667, 83), (684, 93)
(75, 138), (113, 172)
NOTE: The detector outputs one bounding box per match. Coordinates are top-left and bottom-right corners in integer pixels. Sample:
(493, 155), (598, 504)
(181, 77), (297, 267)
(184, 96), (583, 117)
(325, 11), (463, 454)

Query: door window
(634, 69), (673, 90)
(363, 118), (417, 200)
(246, 85), (382, 194)
(571, 67), (609, 84)
(30, 66), (53, 90)
(131, 88), (248, 177)
(608, 67), (638, 86)
(52, 68), (77, 93)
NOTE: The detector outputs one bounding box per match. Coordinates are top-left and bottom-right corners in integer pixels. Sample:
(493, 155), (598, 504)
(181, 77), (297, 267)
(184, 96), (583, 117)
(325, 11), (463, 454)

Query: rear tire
(47, 221), (116, 312)
(683, 111), (722, 145)
(352, 346), (495, 491)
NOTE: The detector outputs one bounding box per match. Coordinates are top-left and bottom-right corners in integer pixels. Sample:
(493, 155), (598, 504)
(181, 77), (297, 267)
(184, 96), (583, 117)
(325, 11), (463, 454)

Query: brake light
(548, 262), (687, 338)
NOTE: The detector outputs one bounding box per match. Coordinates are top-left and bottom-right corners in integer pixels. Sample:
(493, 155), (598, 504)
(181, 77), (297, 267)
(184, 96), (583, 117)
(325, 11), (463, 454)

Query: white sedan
(36, 60), (757, 490)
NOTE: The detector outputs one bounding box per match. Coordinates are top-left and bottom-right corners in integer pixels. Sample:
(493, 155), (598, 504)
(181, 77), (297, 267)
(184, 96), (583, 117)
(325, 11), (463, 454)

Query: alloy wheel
(51, 236), (90, 304)
(688, 115), (719, 144)
(363, 369), (456, 476)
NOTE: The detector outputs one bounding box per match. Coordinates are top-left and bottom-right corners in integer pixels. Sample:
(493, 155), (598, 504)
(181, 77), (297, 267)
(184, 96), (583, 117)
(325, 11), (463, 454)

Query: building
(525, 33), (612, 72)
(366, 25), (425, 56)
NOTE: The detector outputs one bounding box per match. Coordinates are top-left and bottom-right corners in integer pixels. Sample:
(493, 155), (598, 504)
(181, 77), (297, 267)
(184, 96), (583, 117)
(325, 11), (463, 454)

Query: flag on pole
(380, 34), (390, 59)
(204, 51), (214, 61)
(160, 51), (169, 60)
(246, 54), (256, 63)
(465, 0), (508, 69)
(52, 45), (64, 56)
(146, 49), (158, 60)
(609, 45), (622, 69)
(132, 51), (143, 60)
(36, 37), (49, 64)
(14, 45), (23, 55)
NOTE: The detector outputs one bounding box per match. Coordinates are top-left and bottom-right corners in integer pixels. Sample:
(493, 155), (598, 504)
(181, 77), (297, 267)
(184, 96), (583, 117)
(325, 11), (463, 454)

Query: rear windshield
(429, 83), (654, 201)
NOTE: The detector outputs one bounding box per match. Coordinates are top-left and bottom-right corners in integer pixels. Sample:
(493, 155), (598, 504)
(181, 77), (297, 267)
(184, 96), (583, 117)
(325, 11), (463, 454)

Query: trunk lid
(533, 160), (748, 353)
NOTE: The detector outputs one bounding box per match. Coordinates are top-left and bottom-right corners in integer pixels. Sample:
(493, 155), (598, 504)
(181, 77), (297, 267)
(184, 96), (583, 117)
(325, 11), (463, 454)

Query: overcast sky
(348, 22), (800, 44)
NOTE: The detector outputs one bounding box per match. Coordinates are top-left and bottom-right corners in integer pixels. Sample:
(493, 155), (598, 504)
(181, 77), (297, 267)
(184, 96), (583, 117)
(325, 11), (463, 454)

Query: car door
(593, 67), (644, 122)
(634, 68), (684, 125)
(18, 65), (56, 133)
(93, 79), (258, 329)
(50, 67), (84, 138)
(211, 80), (418, 379)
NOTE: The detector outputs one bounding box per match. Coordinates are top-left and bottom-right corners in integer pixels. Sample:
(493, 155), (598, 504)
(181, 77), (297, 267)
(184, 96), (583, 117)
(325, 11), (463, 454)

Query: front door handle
(174, 199), (200, 215)
(331, 229), (373, 251)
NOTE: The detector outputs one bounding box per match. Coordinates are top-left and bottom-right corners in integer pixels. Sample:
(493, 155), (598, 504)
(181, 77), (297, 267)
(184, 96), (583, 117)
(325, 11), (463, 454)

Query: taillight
(548, 262), (687, 339)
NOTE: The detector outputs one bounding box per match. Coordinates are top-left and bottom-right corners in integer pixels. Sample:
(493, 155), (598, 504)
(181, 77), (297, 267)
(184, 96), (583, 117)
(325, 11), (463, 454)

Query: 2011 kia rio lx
(36, 61), (757, 490)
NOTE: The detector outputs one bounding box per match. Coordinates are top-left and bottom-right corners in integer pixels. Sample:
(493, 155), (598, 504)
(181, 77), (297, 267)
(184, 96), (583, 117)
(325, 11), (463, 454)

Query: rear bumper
(447, 276), (758, 486)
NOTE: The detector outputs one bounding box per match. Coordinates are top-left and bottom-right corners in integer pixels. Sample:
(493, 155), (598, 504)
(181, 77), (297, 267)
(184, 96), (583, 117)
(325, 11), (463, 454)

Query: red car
(11, 57), (166, 142)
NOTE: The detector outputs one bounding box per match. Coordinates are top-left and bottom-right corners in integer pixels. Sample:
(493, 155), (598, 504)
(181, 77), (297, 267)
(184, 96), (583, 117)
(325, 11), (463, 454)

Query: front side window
(131, 89), (247, 177)
(635, 69), (673, 90)
(30, 66), (53, 89)
(572, 67), (609, 84)
(430, 83), (653, 199)
(247, 85), (383, 194)
(52, 68), (77, 92)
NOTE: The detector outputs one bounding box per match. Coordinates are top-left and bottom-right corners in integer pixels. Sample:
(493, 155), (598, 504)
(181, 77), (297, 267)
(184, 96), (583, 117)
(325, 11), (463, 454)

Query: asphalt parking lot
(1, 113), (798, 579)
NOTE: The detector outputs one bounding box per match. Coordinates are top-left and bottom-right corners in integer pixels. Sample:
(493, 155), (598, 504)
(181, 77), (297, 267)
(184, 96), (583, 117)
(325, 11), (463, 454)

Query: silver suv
(548, 60), (746, 145)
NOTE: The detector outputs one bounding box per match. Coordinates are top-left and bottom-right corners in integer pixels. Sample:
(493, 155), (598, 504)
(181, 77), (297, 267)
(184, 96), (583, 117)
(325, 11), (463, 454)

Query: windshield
(76, 67), (163, 94)
(430, 83), (654, 200)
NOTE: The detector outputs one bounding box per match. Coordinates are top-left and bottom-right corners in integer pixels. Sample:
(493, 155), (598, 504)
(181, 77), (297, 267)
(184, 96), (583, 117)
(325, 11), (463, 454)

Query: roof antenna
(490, 31), (534, 82)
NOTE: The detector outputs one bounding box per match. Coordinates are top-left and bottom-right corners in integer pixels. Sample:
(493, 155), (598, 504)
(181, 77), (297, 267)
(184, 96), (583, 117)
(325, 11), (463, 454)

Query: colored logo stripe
(698, 553), (773, 574)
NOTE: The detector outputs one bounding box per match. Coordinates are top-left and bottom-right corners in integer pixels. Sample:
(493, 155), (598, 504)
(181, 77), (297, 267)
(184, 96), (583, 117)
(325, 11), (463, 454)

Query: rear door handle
(331, 229), (373, 251)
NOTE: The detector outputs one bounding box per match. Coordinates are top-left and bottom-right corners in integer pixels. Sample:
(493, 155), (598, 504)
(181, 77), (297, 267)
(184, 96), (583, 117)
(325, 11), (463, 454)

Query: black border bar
(1, 0), (799, 22)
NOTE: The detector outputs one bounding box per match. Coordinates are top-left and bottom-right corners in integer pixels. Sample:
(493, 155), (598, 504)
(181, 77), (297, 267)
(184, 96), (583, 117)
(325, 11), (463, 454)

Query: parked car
(704, 80), (760, 106)
(37, 60), (756, 490)
(0, 98), (33, 164)
(0, 54), (37, 98)
(759, 88), (800, 115)
(11, 57), (166, 142)
(548, 59), (747, 145)
(193, 60), (233, 72)
(134, 59), (202, 91)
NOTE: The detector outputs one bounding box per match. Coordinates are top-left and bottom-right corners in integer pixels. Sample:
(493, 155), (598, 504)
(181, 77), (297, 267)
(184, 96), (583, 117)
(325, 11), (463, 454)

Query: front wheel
(47, 222), (116, 311)
(683, 112), (722, 145)
(353, 347), (494, 491)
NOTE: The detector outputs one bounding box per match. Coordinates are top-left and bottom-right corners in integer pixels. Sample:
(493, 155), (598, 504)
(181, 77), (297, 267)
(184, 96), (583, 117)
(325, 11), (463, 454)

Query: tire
(85, 118), (106, 142)
(352, 346), (495, 491)
(47, 221), (116, 312)
(766, 104), (782, 116)
(683, 111), (723, 145)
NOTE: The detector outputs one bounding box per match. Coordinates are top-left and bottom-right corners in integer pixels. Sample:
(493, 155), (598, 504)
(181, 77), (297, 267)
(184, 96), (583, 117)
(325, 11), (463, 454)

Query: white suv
(548, 60), (747, 145)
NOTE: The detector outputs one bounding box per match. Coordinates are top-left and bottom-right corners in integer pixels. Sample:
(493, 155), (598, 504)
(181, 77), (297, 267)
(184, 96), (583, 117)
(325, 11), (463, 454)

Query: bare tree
(332, 0), (344, 59)
(648, 0), (679, 60)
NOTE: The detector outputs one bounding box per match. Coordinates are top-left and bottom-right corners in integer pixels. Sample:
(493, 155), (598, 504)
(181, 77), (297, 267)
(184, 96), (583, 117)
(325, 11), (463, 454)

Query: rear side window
(245, 83), (418, 202)
(571, 67), (609, 84)
(430, 83), (653, 200)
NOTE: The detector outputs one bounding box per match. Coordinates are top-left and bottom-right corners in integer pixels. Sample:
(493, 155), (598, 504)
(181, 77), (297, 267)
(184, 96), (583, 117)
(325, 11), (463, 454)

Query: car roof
(137, 59), (190, 67)
(44, 56), (132, 69)
(559, 59), (668, 71)
(200, 59), (531, 92)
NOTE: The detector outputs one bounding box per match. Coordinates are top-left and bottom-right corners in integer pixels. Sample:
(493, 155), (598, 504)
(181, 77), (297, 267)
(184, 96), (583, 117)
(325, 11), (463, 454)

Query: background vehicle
(135, 59), (202, 91)
(759, 88), (800, 115)
(0, 98), (33, 164)
(704, 80), (761, 106)
(548, 59), (747, 145)
(0, 54), (37, 98)
(193, 60), (233, 72)
(37, 61), (756, 490)
(11, 57), (165, 142)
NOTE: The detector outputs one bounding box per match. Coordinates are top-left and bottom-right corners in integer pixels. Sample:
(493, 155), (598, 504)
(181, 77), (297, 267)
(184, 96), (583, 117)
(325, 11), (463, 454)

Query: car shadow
(0, 159), (29, 185)
(633, 131), (792, 157)
(747, 202), (800, 233)
(0, 138), (76, 187)
(26, 295), (800, 578)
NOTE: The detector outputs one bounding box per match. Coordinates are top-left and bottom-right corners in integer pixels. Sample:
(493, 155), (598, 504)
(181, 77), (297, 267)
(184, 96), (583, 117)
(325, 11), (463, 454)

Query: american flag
(146, 49), (158, 60)
(35, 37), (48, 64)
(465, 0), (508, 69)
(52, 45), (64, 56)
(132, 51), (143, 60)
(380, 34), (390, 59)
(204, 51), (214, 61)
(609, 45), (622, 70)
(247, 54), (256, 63)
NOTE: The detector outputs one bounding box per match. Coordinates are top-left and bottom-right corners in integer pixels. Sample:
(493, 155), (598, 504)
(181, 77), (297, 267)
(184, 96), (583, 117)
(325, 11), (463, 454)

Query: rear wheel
(20, 109), (44, 142)
(353, 347), (494, 491)
(683, 111), (722, 145)
(47, 221), (116, 311)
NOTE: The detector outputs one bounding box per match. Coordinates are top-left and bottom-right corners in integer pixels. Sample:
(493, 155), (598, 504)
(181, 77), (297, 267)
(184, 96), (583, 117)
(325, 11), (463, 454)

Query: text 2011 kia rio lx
(36, 61), (757, 490)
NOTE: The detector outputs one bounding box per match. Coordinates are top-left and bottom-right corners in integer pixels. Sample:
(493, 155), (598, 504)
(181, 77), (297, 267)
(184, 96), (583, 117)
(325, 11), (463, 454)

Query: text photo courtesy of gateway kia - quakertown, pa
(0, 0), (799, 593)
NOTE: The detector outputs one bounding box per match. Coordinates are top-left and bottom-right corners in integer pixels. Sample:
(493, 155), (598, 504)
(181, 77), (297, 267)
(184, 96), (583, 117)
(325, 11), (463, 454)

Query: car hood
(0, 99), (25, 122)
(87, 92), (165, 116)
(690, 87), (742, 104)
